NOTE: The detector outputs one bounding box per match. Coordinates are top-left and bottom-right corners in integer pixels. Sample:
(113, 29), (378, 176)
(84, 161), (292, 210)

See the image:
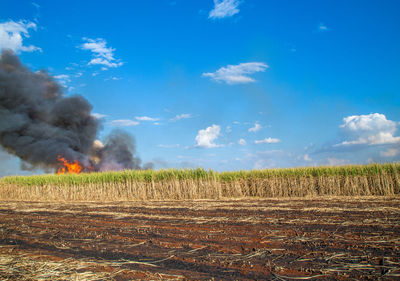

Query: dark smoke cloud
(96, 130), (142, 171)
(0, 50), (149, 172)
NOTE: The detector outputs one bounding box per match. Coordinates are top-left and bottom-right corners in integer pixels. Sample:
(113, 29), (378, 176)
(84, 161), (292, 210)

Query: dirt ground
(0, 197), (399, 280)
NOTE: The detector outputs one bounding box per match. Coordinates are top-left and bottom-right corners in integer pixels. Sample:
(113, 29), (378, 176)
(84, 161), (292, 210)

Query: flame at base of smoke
(56, 156), (83, 174)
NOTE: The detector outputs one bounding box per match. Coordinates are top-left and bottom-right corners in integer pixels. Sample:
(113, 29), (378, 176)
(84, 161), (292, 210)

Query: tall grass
(0, 163), (399, 201)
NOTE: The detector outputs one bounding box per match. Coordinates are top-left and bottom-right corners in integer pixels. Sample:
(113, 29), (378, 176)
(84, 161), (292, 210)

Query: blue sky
(1, 0), (400, 175)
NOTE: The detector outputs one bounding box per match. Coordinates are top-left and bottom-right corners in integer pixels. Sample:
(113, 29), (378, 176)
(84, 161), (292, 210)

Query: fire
(56, 156), (82, 174)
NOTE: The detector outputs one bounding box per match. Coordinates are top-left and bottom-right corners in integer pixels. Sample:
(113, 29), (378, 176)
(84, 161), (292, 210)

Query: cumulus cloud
(80, 38), (123, 69)
(335, 113), (400, 147)
(248, 122), (261, 132)
(195, 124), (222, 148)
(209, 0), (240, 19)
(135, 116), (159, 121)
(110, 119), (139, 127)
(203, 62), (268, 84)
(170, 113), (192, 121)
(254, 137), (281, 144)
(238, 138), (246, 146)
(0, 20), (41, 53)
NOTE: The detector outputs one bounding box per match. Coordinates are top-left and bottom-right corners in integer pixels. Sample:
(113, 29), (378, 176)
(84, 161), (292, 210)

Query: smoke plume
(95, 130), (142, 171)
(0, 50), (149, 172)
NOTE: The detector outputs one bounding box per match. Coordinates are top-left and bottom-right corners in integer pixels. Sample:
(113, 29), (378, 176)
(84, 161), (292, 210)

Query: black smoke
(0, 50), (150, 172)
(95, 130), (142, 171)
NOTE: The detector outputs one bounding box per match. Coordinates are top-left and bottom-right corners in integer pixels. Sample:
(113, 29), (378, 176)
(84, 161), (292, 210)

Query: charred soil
(0, 197), (399, 280)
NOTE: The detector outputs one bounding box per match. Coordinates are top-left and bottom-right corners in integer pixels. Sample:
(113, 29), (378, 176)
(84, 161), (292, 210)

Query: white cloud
(335, 113), (400, 146)
(0, 20), (41, 53)
(90, 58), (122, 68)
(170, 113), (192, 121)
(209, 0), (240, 19)
(110, 119), (139, 127)
(158, 144), (180, 148)
(135, 116), (160, 121)
(318, 23), (329, 31)
(248, 122), (261, 132)
(254, 137), (281, 144)
(238, 138), (246, 146)
(380, 148), (399, 157)
(195, 124), (222, 148)
(53, 74), (71, 87)
(104, 76), (121, 81)
(54, 74), (70, 80)
(80, 38), (123, 69)
(203, 62), (268, 84)
(304, 154), (312, 161)
(92, 113), (107, 119)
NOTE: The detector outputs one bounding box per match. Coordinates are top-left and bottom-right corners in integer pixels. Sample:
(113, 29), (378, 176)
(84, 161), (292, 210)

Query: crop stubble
(1, 163), (399, 201)
(0, 197), (399, 280)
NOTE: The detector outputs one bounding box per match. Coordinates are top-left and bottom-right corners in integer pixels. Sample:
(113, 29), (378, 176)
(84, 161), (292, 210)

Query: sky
(0, 0), (400, 176)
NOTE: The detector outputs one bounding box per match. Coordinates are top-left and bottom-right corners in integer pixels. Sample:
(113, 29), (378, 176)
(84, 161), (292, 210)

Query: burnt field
(0, 197), (399, 280)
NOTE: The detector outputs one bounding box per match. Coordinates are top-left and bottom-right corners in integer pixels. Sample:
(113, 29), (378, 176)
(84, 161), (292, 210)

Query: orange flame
(57, 155), (82, 174)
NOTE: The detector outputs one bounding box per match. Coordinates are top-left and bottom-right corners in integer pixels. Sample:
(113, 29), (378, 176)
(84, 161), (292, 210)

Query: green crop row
(1, 162), (399, 187)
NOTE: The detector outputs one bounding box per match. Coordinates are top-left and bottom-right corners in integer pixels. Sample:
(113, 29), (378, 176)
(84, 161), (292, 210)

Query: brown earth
(0, 197), (399, 280)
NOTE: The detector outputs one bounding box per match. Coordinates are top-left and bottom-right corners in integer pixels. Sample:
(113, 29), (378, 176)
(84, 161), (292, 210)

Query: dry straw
(0, 163), (399, 201)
